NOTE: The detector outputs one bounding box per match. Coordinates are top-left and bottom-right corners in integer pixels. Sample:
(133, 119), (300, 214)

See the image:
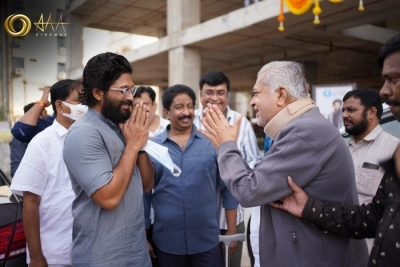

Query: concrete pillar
(167, 0), (201, 101)
(168, 47), (201, 92)
(167, 0), (200, 34)
(66, 14), (83, 78)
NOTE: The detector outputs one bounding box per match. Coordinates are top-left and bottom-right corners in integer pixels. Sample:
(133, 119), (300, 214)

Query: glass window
(57, 37), (66, 48)
(12, 57), (24, 68)
(58, 63), (66, 73)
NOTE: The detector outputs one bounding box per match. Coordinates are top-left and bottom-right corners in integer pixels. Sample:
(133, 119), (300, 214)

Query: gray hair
(257, 61), (308, 99)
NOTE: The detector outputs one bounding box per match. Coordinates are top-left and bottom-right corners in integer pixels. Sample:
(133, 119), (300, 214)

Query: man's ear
(163, 108), (170, 120)
(276, 87), (289, 107)
(93, 88), (104, 101)
(55, 99), (64, 114)
(369, 107), (378, 120)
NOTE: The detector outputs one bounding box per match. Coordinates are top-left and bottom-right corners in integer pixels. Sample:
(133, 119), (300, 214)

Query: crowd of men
(8, 33), (400, 267)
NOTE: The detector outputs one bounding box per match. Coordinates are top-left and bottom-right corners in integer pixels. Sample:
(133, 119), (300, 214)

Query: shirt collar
(52, 119), (68, 137)
(158, 124), (202, 143)
(88, 108), (120, 131)
(349, 124), (382, 144)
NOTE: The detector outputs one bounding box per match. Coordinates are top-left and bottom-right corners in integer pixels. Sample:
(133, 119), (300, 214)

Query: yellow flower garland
(284, 0), (314, 15)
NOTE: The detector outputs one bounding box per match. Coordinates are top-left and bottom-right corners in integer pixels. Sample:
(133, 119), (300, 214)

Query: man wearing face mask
(10, 79), (87, 267)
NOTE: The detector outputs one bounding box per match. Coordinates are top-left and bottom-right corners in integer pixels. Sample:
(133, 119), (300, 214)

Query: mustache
(121, 100), (133, 106)
(178, 115), (192, 120)
(385, 99), (400, 106)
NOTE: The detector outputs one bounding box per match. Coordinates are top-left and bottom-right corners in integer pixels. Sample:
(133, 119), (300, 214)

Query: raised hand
(199, 103), (242, 148)
(40, 86), (51, 107)
(121, 101), (150, 151)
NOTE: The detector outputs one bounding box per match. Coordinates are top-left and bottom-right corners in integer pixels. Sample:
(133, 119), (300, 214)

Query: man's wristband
(138, 150), (147, 155)
(35, 100), (45, 109)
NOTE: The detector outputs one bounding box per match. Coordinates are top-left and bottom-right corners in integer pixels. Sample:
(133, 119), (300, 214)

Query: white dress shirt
(11, 120), (74, 265)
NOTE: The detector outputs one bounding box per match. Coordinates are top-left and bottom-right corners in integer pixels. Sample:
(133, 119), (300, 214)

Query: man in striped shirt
(194, 71), (261, 267)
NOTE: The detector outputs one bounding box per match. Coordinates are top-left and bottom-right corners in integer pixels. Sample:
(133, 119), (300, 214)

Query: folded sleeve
(11, 117), (53, 143)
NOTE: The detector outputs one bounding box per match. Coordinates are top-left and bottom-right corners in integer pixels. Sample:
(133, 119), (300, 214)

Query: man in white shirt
(134, 86), (170, 139)
(10, 79), (87, 267)
(193, 71), (260, 267)
(342, 88), (399, 252)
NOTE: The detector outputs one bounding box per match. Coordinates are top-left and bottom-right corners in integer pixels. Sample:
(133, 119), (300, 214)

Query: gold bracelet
(35, 100), (45, 109)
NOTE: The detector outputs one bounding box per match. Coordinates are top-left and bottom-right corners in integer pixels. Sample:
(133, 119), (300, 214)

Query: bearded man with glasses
(63, 52), (154, 267)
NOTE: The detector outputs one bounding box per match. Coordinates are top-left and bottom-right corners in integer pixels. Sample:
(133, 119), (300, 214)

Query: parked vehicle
(0, 169), (27, 267)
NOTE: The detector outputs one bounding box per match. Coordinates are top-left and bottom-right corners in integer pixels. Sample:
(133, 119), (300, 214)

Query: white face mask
(61, 101), (88, 121)
(142, 140), (182, 177)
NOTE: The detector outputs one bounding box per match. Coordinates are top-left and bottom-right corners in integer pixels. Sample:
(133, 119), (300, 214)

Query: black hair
(162, 84), (196, 111)
(332, 99), (342, 105)
(81, 52), (132, 107)
(23, 103), (35, 113)
(134, 86), (156, 102)
(50, 79), (82, 114)
(378, 34), (400, 67)
(342, 88), (383, 119)
(199, 71), (230, 92)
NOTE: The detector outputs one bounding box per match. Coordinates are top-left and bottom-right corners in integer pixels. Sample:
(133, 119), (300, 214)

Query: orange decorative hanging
(278, 0), (285, 31)
(312, 0), (322, 25)
(284, 0), (314, 15)
(359, 0), (365, 11)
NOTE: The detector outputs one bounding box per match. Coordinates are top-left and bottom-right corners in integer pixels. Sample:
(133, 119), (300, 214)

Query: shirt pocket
(356, 167), (382, 197)
(193, 152), (217, 172)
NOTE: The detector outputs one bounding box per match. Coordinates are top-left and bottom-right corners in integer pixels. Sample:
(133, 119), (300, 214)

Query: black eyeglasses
(109, 86), (137, 97)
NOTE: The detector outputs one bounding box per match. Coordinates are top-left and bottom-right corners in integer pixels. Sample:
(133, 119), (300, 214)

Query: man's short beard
(345, 110), (369, 136)
(102, 94), (132, 124)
